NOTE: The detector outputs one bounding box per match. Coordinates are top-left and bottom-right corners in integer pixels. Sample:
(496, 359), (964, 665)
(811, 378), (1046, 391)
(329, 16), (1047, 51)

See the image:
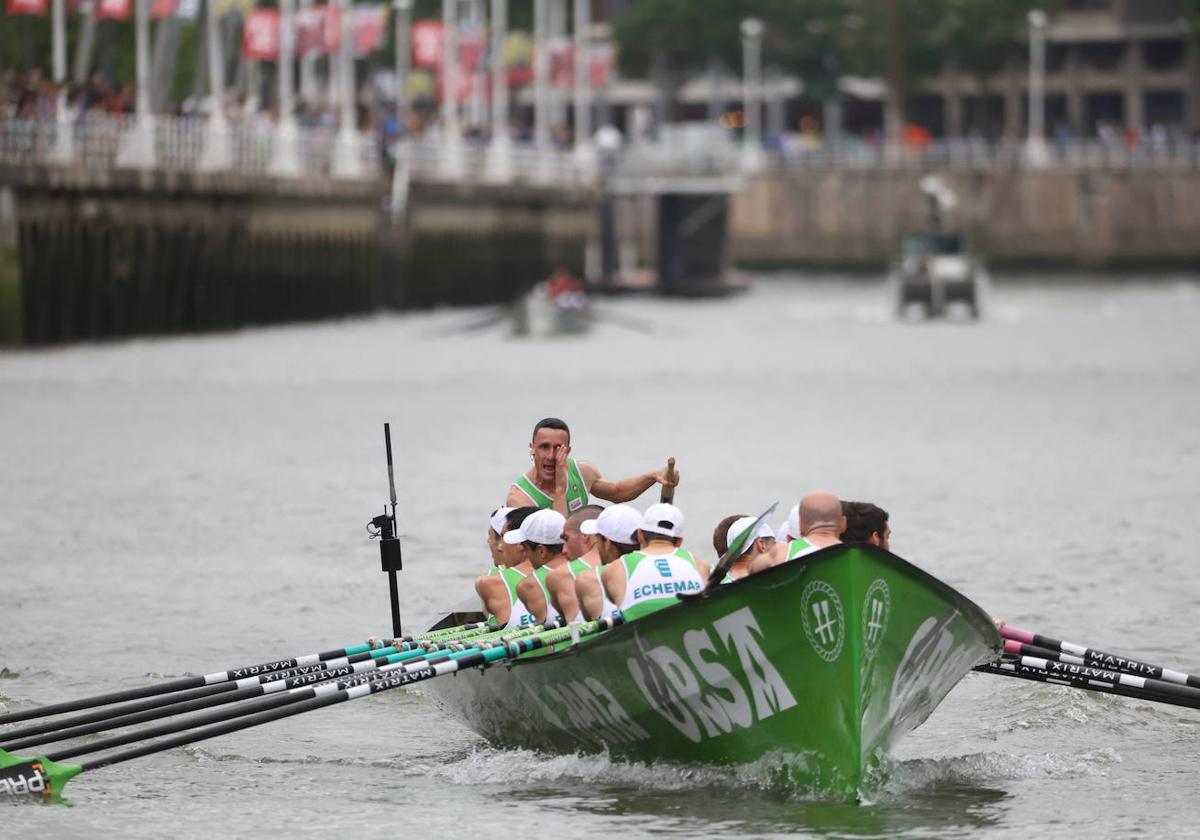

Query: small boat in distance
(420, 544), (1000, 800)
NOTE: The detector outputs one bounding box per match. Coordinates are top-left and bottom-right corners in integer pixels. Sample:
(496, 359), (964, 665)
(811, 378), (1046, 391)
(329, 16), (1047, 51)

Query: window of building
(1144, 90), (1185, 128)
(1142, 39), (1185, 72)
(1079, 41), (1126, 71)
(1084, 92), (1124, 136)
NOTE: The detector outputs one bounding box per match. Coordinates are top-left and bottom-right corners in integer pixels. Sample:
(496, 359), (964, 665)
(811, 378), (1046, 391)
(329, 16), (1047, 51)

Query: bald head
(565, 504), (603, 534)
(799, 491), (844, 537)
(563, 504), (603, 561)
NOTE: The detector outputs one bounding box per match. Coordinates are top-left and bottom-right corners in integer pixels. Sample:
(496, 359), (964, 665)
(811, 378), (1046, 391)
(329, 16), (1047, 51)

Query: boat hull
(421, 545), (999, 798)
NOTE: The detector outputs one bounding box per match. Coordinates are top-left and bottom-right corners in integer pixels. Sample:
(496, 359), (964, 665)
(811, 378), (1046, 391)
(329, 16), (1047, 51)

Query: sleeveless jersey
(785, 537), (821, 562)
(489, 566), (538, 631)
(532, 565), (563, 624)
(512, 457), (589, 513)
(617, 548), (703, 621)
(585, 564), (620, 619)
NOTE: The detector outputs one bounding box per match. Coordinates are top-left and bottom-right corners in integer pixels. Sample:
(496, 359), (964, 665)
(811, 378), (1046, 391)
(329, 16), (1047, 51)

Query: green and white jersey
(617, 548), (703, 621)
(567, 558), (594, 579)
(490, 566), (538, 631)
(512, 457), (589, 513)
(785, 538), (820, 562)
(532, 565), (564, 624)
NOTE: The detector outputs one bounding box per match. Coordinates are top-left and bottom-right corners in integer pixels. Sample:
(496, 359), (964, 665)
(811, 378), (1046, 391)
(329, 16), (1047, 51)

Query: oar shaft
(999, 625), (1200, 689)
(0, 640), (383, 726)
(977, 660), (1200, 711)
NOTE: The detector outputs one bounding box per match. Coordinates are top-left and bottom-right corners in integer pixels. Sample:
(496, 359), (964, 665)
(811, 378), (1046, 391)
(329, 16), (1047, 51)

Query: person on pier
(598, 503), (710, 621)
(750, 491), (846, 574)
(574, 504), (642, 621)
(475, 506), (538, 629)
(544, 505), (603, 623)
(506, 418), (679, 516)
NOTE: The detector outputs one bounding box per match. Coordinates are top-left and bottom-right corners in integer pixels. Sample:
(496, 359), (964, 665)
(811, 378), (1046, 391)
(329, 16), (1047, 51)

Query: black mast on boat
(368, 423), (404, 638)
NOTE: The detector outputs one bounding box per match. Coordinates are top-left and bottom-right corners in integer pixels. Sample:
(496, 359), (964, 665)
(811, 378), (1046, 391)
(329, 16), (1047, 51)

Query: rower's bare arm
(587, 461), (679, 504)
(505, 485), (527, 507)
(576, 571), (602, 621)
(545, 566), (579, 623)
(516, 576), (549, 624)
(601, 561), (626, 608)
(476, 575), (510, 627)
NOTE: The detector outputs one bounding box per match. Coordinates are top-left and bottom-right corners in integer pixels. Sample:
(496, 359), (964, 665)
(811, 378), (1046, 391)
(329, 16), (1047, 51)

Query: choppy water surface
(2, 275), (1199, 838)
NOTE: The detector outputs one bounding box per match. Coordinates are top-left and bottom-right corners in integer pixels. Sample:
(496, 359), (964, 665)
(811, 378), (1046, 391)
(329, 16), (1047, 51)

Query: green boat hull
(422, 545), (1000, 798)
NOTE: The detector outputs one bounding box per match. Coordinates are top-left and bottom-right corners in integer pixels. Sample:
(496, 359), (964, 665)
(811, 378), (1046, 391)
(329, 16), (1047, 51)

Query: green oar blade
(0, 747), (83, 802)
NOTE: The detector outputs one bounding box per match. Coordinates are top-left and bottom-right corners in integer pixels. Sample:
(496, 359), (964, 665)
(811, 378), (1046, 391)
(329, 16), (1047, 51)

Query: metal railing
(0, 112), (380, 181)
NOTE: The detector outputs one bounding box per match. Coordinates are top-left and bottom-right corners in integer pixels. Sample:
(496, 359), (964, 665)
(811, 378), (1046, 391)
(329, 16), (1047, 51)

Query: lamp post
(533, 0), (550, 169)
(1025, 9), (1049, 167)
(571, 0), (592, 171)
(484, 0), (512, 181)
(740, 16), (764, 173)
(594, 123), (622, 286)
(394, 0), (412, 129)
(270, 0), (302, 176)
(332, 0), (363, 178)
(50, 0), (74, 163)
(438, 0), (464, 178)
(116, 0), (156, 168)
(199, 0), (232, 171)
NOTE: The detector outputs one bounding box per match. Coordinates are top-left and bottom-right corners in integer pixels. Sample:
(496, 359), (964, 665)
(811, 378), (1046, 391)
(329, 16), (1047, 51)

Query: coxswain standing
(599, 503), (710, 621)
(507, 418), (679, 516)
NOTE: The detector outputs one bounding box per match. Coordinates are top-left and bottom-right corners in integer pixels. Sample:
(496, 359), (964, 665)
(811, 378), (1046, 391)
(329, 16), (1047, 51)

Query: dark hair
(532, 417), (570, 443)
(505, 506), (539, 531)
(566, 504), (604, 531)
(602, 536), (639, 556)
(713, 513), (748, 557)
(524, 541), (565, 555)
(841, 501), (889, 543)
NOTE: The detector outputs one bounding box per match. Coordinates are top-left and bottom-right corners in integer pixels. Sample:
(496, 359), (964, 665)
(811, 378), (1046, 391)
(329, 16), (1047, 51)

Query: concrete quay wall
(729, 167), (1200, 269)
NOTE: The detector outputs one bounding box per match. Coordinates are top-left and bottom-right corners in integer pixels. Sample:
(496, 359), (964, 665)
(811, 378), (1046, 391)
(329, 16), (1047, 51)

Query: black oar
(977, 658), (1200, 712)
(678, 502), (777, 601)
(1000, 625), (1200, 689)
(0, 639), (388, 726)
(0, 618), (619, 801)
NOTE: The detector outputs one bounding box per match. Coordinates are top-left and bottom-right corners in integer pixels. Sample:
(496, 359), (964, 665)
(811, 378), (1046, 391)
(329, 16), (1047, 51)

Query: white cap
(639, 502), (685, 538)
(490, 507), (514, 536)
(776, 504), (800, 543)
(727, 517), (776, 558)
(580, 504), (641, 544)
(503, 508), (566, 545)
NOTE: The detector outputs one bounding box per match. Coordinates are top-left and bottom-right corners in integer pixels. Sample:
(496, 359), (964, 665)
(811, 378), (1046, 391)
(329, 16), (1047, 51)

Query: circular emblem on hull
(861, 578), (891, 659)
(801, 580), (845, 662)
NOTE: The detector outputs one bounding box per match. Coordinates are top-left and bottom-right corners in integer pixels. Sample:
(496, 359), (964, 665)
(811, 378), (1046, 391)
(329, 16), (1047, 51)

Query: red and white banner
(411, 19), (442, 68)
(150, 0), (175, 19)
(588, 41), (615, 87)
(6, 0), (47, 14)
(543, 40), (616, 88)
(296, 5), (339, 56)
(242, 8), (280, 60)
(352, 5), (387, 58)
(94, 0), (129, 19)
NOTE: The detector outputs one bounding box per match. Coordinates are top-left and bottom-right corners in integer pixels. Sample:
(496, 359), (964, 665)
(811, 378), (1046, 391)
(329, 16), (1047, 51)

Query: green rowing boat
(421, 544), (999, 799)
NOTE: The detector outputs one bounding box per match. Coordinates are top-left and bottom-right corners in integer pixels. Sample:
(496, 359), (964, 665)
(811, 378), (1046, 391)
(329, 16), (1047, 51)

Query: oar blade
(0, 748), (82, 802)
(679, 502), (778, 601)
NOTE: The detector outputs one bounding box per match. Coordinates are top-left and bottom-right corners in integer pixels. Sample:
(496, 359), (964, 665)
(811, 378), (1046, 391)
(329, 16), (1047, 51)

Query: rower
(576, 504), (642, 621)
(712, 513), (747, 561)
(475, 506), (538, 629)
(544, 505), (603, 622)
(506, 417), (680, 516)
(508, 508), (569, 626)
(842, 501), (891, 550)
(723, 516), (776, 581)
(486, 506), (514, 569)
(600, 503), (710, 621)
(750, 490), (846, 574)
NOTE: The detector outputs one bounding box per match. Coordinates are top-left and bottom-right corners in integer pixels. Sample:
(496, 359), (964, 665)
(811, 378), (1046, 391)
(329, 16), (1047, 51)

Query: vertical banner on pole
(7, 0), (49, 13)
(95, 0), (130, 18)
(242, 8), (280, 60)
(411, 19), (442, 68)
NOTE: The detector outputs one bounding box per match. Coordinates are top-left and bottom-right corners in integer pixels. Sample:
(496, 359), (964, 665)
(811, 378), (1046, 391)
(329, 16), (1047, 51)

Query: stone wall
(730, 167), (1200, 269)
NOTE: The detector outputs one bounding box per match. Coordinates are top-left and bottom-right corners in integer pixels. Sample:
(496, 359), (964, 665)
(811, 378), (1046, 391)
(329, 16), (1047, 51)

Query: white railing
(0, 113), (380, 181)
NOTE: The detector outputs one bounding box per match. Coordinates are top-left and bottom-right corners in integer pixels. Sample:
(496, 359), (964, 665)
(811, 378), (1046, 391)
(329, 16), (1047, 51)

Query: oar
(0, 618), (621, 801)
(660, 457), (676, 504)
(1000, 625), (1200, 689)
(977, 658), (1200, 712)
(678, 502), (777, 601)
(0, 639), (391, 727)
(1, 623), (553, 749)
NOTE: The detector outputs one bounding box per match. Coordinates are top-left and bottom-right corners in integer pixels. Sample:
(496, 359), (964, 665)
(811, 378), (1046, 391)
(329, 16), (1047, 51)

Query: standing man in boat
(599, 503), (711, 621)
(750, 490), (845, 574)
(576, 504), (643, 621)
(506, 418), (680, 515)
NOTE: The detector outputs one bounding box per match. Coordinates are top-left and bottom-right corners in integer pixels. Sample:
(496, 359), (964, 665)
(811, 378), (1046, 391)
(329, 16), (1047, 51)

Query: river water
(2, 275), (1198, 837)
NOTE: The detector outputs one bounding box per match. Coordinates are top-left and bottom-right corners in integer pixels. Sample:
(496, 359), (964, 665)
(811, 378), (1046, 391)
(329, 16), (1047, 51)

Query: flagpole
(331, 0), (362, 177)
(299, 0), (316, 102)
(50, 0), (75, 163)
(199, 0), (231, 170)
(483, 0), (510, 181)
(270, 0), (302, 176)
(116, 0), (157, 168)
(437, 0), (463, 178)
